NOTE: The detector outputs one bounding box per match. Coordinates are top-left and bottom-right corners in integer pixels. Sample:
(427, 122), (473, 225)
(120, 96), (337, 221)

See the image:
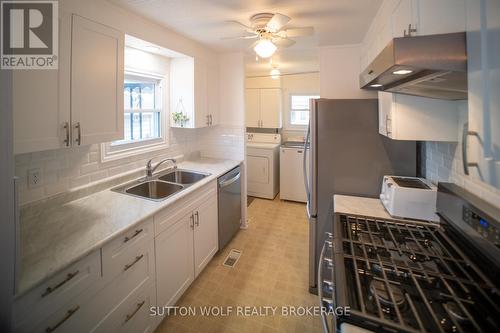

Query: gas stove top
(321, 183), (500, 333)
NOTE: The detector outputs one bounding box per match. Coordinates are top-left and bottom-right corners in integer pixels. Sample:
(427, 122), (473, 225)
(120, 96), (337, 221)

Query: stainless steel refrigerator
(303, 98), (416, 293)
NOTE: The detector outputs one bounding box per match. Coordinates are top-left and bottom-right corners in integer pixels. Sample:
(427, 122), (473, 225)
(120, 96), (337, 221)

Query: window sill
(100, 137), (169, 163)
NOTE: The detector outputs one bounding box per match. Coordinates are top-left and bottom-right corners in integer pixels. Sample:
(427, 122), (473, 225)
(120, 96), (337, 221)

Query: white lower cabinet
(13, 182), (219, 332)
(155, 181), (218, 308)
(155, 213), (195, 307)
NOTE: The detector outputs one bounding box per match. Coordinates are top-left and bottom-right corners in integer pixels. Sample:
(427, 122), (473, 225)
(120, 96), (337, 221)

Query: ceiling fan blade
(279, 27), (314, 38)
(221, 34), (258, 40)
(272, 37), (296, 47)
(226, 20), (254, 33)
(265, 13), (291, 32)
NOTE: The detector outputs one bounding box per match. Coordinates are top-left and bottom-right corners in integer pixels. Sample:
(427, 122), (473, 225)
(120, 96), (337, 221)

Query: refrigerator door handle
(303, 123), (311, 208)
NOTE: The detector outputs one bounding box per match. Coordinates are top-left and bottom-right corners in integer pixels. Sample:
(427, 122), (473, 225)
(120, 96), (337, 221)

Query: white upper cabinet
(13, 13), (124, 154)
(245, 88), (282, 128)
(71, 15), (124, 146)
(465, 0), (500, 189)
(361, 0), (466, 72)
(170, 57), (218, 128)
(13, 14), (71, 154)
(378, 92), (459, 141)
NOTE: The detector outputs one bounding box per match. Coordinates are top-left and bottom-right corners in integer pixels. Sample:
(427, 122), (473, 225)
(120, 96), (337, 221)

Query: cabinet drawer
(102, 218), (153, 283)
(154, 180), (217, 236)
(93, 279), (157, 333)
(13, 250), (101, 329)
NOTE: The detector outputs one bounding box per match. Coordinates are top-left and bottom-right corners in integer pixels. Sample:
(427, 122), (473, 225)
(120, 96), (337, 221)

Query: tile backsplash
(15, 126), (244, 206)
(424, 107), (500, 209)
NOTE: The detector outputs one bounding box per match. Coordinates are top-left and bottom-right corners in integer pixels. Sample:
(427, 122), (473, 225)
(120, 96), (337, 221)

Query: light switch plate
(28, 168), (42, 188)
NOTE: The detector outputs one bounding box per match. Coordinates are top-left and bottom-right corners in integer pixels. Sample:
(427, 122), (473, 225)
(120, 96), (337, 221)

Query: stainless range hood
(359, 32), (467, 100)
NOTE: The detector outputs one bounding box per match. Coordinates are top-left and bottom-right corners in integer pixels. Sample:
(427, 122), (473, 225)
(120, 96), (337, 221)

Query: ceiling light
(370, 84), (383, 88)
(254, 39), (277, 58)
(270, 68), (280, 79)
(392, 69), (413, 75)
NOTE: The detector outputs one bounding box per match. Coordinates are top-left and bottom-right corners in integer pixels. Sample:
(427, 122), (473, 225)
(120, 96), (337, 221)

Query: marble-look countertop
(18, 158), (242, 296)
(333, 194), (395, 220)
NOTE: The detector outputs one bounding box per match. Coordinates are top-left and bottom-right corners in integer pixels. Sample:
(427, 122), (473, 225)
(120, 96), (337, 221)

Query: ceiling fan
(223, 13), (314, 58)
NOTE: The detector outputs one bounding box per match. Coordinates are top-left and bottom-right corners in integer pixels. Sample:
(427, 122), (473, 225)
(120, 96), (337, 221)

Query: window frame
(286, 93), (320, 130)
(101, 69), (169, 162)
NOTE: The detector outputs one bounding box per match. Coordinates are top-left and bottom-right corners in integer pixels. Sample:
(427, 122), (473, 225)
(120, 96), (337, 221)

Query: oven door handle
(318, 242), (335, 333)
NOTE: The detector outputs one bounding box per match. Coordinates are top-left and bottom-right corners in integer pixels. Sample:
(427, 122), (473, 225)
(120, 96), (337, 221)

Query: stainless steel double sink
(112, 169), (210, 201)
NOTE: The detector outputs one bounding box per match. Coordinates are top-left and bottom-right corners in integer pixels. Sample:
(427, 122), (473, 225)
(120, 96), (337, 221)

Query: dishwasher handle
(219, 172), (241, 188)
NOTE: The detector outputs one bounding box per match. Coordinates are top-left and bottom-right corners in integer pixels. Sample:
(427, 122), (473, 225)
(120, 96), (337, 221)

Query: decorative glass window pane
(131, 86), (141, 109)
(141, 84), (155, 109)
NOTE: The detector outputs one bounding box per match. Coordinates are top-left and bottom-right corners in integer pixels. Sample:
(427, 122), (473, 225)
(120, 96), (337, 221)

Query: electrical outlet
(28, 168), (42, 188)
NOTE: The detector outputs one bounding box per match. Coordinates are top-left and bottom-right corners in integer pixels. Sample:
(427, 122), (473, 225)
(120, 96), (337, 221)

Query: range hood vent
(359, 32), (467, 100)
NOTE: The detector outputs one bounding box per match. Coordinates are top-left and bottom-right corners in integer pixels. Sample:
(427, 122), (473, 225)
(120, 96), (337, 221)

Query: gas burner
(358, 233), (383, 245)
(369, 280), (406, 308)
(404, 240), (421, 252)
(443, 302), (469, 322)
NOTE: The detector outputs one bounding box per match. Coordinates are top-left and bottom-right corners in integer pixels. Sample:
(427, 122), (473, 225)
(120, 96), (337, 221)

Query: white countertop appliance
(380, 175), (439, 221)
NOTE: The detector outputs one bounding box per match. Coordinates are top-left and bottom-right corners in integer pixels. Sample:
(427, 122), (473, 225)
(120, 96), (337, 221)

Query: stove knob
(325, 240), (333, 249)
(326, 232), (333, 240)
(323, 279), (334, 292)
(323, 257), (333, 268)
(321, 298), (334, 311)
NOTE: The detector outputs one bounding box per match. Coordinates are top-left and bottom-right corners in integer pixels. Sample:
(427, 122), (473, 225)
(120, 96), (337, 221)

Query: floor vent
(223, 249), (242, 268)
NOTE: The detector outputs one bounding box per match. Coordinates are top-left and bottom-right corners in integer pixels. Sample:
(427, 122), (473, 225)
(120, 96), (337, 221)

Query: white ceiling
(110, 0), (383, 74)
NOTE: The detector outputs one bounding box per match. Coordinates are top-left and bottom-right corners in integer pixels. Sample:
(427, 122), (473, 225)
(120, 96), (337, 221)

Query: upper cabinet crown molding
(13, 13), (125, 154)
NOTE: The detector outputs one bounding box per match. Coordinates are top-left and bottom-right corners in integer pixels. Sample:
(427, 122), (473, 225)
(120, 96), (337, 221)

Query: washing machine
(246, 133), (280, 199)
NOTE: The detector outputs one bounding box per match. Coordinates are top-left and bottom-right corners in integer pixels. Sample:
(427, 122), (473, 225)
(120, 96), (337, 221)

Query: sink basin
(158, 169), (208, 185)
(125, 181), (183, 200)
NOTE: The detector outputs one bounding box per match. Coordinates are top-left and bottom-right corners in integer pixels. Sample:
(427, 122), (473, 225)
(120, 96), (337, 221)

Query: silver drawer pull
(41, 270), (79, 298)
(124, 229), (143, 243)
(124, 300), (145, 324)
(124, 254), (144, 271)
(45, 305), (80, 332)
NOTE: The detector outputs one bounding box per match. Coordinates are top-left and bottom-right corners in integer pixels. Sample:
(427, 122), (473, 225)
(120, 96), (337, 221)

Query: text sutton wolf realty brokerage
(1, 0), (58, 69)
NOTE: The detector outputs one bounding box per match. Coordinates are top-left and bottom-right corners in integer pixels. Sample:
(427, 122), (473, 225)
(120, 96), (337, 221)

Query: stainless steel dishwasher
(218, 165), (242, 250)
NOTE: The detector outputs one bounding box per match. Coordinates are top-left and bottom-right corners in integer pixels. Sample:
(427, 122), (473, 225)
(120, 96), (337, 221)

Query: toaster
(380, 176), (439, 222)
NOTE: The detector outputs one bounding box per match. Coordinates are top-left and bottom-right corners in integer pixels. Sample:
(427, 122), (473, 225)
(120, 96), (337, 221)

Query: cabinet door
(71, 15), (124, 146)
(259, 88), (282, 128)
(378, 92), (393, 137)
(207, 64), (219, 126)
(245, 89), (260, 127)
(194, 59), (208, 128)
(466, 0), (500, 189)
(155, 213), (194, 307)
(391, 0), (416, 38)
(193, 196), (218, 277)
(13, 14), (71, 154)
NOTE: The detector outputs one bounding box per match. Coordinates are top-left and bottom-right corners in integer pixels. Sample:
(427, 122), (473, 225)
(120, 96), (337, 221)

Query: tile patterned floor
(155, 197), (322, 333)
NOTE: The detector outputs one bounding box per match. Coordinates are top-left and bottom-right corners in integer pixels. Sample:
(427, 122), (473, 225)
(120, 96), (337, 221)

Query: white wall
(319, 44), (376, 99)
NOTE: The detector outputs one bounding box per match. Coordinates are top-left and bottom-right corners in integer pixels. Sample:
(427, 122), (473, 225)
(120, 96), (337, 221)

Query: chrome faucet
(146, 158), (177, 178)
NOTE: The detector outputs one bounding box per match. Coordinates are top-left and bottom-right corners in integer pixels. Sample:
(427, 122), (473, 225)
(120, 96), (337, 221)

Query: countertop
(333, 194), (396, 220)
(18, 158), (242, 296)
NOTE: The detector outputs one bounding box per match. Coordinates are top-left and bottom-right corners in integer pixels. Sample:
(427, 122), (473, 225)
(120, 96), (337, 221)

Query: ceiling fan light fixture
(254, 39), (277, 58)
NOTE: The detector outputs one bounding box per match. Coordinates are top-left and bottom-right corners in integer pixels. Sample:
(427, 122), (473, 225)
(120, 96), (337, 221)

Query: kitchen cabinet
(465, 0), (500, 189)
(245, 88), (282, 128)
(193, 195), (218, 277)
(155, 212), (195, 308)
(170, 57), (218, 128)
(378, 92), (459, 141)
(71, 15), (124, 146)
(13, 14), (124, 154)
(155, 181), (218, 307)
(360, 0), (466, 73)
